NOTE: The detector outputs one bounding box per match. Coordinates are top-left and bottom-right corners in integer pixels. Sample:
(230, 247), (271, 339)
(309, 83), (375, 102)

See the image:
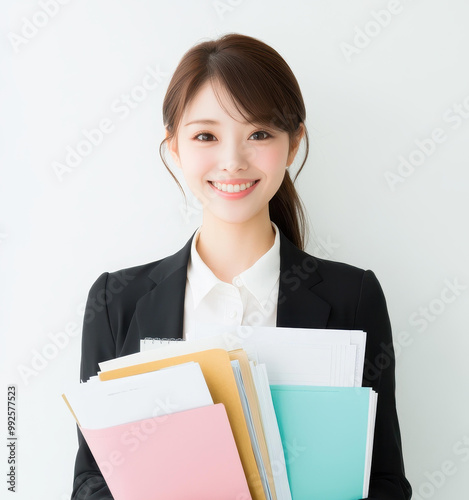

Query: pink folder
(80, 403), (252, 500)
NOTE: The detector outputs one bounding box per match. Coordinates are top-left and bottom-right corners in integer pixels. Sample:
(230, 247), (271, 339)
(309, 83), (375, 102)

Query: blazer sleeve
(71, 272), (116, 500)
(354, 270), (412, 500)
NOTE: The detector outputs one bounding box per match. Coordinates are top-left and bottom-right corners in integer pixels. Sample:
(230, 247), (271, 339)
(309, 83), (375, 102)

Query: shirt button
(229, 311), (237, 318)
(234, 277), (242, 287)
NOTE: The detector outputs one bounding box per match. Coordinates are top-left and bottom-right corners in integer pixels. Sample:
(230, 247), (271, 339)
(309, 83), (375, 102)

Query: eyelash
(192, 130), (273, 142)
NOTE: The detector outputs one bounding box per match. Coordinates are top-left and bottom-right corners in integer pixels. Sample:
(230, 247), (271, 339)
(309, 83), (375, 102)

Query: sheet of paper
(232, 360), (272, 500)
(250, 362), (292, 500)
(363, 390), (378, 498)
(193, 324), (366, 387)
(99, 335), (236, 372)
(65, 361), (213, 429)
(350, 330), (367, 386)
(343, 345), (357, 387)
(194, 323), (351, 345)
(257, 343), (334, 385)
(100, 325), (366, 387)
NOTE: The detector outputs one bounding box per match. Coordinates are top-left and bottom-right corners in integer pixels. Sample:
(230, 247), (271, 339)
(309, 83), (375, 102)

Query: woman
(71, 33), (412, 499)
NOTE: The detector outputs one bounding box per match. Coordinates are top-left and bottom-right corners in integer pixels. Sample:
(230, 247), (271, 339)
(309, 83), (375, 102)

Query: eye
(250, 130), (272, 140)
(193, 132), (216, 141)
(192, 130), (273, 141)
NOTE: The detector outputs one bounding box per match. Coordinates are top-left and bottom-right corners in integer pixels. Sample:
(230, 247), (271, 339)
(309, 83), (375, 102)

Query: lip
(208, 179), (260, 199)
(209, 178), (259, 184)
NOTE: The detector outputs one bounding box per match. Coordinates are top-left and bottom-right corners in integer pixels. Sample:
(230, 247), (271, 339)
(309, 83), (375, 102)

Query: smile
(208, 179), (260, 199)
(209, 180), (259, 192)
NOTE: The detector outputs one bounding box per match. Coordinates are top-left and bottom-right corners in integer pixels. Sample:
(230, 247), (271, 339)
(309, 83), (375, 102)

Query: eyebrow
(184, 118), (251, 127)
(184, 119), (220, 127)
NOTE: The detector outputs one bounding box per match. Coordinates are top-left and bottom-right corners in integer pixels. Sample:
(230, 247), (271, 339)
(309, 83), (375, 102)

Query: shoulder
(290, 240), (372, 291)
(279, 230), (385, 311)
(291, 246), (385, 313)
(87, 232), (194, 308)
(313, 254), (384, 300)
(86, 256), (169, 314)
(313, 254), (367, 282)
(279, 229), (371, 292)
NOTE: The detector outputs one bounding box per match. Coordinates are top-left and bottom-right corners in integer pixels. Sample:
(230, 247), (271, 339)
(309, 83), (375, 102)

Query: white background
(1, 1), (469, 499)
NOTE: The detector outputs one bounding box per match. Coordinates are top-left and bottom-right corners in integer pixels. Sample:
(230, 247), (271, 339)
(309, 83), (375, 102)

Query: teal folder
(270, 385), (375, 500)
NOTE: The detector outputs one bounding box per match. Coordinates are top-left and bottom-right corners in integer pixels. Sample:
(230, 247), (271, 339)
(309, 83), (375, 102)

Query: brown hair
(159, 32), (310, 250)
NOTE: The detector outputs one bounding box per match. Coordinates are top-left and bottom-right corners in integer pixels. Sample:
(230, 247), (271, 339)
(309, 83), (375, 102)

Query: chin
(206, 208), (266, 226)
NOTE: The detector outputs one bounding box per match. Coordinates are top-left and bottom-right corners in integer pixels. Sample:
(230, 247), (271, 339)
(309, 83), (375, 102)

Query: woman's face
(168, 80), (302, 226)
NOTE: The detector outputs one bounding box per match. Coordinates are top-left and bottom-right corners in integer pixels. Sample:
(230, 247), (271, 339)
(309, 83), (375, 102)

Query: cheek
(180, 147), (217, 179)
(257, 144), (289, 177)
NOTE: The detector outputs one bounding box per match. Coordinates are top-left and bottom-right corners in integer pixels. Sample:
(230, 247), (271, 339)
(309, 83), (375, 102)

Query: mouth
(208, 179), (260, 193)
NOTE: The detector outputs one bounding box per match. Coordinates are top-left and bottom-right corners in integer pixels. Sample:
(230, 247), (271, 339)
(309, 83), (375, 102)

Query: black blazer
(71, 227), (412, 500)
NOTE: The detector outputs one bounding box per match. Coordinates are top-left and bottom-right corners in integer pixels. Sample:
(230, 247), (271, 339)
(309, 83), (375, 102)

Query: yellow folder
(99, 348), (266, 500)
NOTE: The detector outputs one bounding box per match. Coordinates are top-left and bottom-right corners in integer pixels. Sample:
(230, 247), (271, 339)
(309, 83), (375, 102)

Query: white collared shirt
(182, 222), (281, 340)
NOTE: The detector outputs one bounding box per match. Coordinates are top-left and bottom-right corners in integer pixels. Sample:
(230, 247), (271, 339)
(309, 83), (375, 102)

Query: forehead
(181, 80), (247, 125)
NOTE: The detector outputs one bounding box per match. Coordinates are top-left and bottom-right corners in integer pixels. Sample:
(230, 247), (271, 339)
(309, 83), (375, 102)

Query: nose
(218, 140), (251, 173)
(221, 159), (247, 174)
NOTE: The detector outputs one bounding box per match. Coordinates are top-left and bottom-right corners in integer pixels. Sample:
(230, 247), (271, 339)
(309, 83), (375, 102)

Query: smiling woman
(71, 32), (412, 500)
(160, 34), (308, 254)
(163, 79), (303, 253)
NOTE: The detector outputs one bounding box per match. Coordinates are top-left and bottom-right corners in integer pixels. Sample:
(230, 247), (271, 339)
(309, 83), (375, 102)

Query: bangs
(206, 55), (300, 133)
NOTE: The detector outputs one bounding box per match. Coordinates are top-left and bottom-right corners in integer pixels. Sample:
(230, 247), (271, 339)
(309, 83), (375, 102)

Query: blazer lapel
(276, 229), (331, 329)
(121, 231), (195, 354)
(124, 226), (331, 354)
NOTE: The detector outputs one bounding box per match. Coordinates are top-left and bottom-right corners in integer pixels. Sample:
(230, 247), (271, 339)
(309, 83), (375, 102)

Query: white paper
(231, 360), (272, 500)
(98, 335), (235, 372)
(100, 325), (367, 387)
(250, 362), (292, 500)
(363, 390), (378, 498)
(193, 324), (366, 386)
(65, 362), (213, 429)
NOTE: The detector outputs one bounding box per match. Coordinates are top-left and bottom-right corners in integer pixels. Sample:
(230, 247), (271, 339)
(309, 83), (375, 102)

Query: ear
(286, 122), (305, 167)
(165, 128), (181, 168)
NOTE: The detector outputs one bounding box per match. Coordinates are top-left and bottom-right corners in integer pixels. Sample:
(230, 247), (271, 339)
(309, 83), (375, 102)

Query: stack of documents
(97, 348), (275, 500)
(142, 324), (367, 387)
(64, 326), (378, 500)
(63, 358), (252, 500)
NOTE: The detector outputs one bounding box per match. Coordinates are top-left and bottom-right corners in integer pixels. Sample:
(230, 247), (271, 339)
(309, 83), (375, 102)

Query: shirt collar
(187, 222), (281, 311)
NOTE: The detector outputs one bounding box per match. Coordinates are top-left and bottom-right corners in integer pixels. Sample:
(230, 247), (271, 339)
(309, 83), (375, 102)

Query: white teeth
(211, 181), (256, 192)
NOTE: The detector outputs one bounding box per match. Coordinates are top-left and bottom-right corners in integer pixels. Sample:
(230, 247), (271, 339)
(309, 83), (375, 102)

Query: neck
(196, 209), (276, 283)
